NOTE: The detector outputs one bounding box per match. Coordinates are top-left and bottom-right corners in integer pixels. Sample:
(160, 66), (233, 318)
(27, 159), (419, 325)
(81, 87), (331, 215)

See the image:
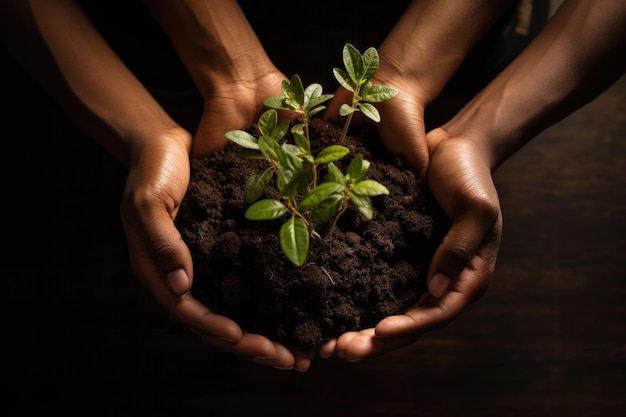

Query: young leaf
(258, 135), (280, 162)
(324, 162), (346, 186)
(263, 95), (289, 111)
(245, 199), (287, 220)
(225, 130), (259, 150)
(349, 193), (374, 220)
(258, 109), (278, 136)
(357, 102), (380, 122)
(361, 47), (379, 80)
(305, 105), (327, 119)
(282, 143), (303, 158)
(304, 84), (334, 116)
(333, 68), (355, 93)
(361, 84), (398, 103)
(352, 179), (390, 196)
(347, 154), (370, 182)
(297, 182), (344, 212)
(315, 145), (350, 164)
(245, 168), (273, 203)
(306, 93), (334, 110)
(343, 43), (364, 83)
(339, 104), (356, 117)
(293, 130), (310, 153)
(311, 193), (344, 225)
(280, 216), (310, 266)
(271, 119), (290, 141)
(304, 82), (323, 100)
(280, 166), (311, 200)
(289, 74), (305, 108)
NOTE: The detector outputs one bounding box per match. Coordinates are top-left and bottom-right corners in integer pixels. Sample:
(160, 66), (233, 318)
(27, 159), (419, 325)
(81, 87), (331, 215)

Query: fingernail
(166, 268), (189, 294)
(430, 273), (451, 298)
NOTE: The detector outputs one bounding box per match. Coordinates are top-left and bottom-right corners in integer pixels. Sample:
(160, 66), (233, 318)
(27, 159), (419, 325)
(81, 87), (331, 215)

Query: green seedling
(224, 43), (397, 267)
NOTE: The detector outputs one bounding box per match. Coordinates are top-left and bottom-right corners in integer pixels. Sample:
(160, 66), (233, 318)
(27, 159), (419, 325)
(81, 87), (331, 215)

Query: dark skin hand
(320, 127), (502, 360)
(321, 0), (625, 361)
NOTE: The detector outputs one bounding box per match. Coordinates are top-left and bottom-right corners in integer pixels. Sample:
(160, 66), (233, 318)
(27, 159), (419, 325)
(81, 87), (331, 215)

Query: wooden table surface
(2, 4), (624, 415)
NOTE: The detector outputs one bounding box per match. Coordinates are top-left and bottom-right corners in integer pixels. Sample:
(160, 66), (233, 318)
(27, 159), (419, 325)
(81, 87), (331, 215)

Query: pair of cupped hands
(120, 69), (502, 372)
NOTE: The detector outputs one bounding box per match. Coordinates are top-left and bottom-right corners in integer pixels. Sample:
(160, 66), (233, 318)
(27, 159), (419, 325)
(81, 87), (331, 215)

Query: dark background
(2, 1), (624, 416)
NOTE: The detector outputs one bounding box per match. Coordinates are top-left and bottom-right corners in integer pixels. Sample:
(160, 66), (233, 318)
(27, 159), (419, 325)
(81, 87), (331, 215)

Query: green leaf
(343, 43), (364, 83)
(280, 166), (311, 199)
(258, 135), (280, 162)
(282, 143), (303, 157)
(311, 193), (344, 225)
(361, 84), (398, 103)
(306, 93), (334, 112)
(280, 216), (310, 266)
(353, 179), (390, 196)
(325, 162), (346, 186)
(292, 131), (310, 153)
(258, 109), (277, 136)
(281, 79), (291, 97)
(315, 145), (350, 164)
(275, 141), (303, 174)
(290, 74), (305, 107)
(350, 193), (374, 220)
(245, 199), (287, 220)
(245, 168), (273, 203)
(339, 104), (356, 117)
(303, 84), (332, 117)
(263, 95), (290, 111)
(333, 68), (354, 93)
(347, 154), (370, 182)
(271, 119), (290, 141)
(225, 130), (259, 150)
(361, 47), (379, 80)
(358, 102), (380, 122)
(305, 105), (326, 119)
(303, 83), (323, 106)
(297, 182), (344, 212)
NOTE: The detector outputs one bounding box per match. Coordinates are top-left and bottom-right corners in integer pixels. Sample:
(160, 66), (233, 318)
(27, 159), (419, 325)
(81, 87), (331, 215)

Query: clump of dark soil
(176, 118), (449, 350)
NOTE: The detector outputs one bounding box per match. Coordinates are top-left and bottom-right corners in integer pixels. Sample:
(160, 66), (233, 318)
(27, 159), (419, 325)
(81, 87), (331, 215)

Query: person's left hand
(319, 126), (503, 362)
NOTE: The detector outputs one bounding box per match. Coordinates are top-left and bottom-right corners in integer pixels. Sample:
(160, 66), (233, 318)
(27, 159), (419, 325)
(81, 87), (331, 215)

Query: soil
(176, 118), (450, 350)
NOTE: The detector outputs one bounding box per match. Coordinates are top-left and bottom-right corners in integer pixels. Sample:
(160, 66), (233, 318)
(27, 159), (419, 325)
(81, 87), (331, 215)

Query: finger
(173, 293), (243, 342)
(334, 331), (364, 359)
(375, 289), (468, 338)
(427, 204), (502, 298)
(335, 328), (418, 362)
(376, 229), (501, 339)
(289, 346), (316, 372)
(124, 212), (243, 343)
(318, 338), (337, 358)
(195, 330), (278, 360)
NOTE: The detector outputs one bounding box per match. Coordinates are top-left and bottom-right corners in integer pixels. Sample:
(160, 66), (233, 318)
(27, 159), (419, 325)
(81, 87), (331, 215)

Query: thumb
(427, 205), (500, 298)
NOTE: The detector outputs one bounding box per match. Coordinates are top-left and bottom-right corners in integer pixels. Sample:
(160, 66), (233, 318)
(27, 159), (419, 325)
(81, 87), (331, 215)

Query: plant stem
(327, 194), (350, 237)
(338, 111), (353, 145)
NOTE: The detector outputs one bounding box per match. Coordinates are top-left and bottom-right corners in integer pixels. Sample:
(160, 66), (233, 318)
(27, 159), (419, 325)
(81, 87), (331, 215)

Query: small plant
(225, 43), (397, 266)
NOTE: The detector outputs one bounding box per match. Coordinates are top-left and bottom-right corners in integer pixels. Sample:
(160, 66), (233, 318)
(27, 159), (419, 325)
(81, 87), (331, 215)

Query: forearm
(143, 0), (275, 96)
(0, 0), (181, 168)
(442, 0), (626, 170)
(378, 0), (516, 104)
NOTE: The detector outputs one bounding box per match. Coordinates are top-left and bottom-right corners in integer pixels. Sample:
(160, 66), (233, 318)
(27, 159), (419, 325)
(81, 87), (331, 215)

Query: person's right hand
(321, 126), (503, 361)
(120, 125), (312, 371)
(191, 70), (295, 157)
